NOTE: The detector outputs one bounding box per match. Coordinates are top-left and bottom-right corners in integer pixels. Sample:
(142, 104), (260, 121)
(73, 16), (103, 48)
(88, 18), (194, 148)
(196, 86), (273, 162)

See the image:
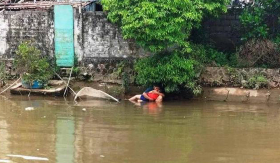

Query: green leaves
(135, 52), (197, 93)
(15, 41), (53, 84)
(134, 44), (228, 94)
(240, 0), (280, 41)
(102, 0), (230, 53)
(102, 0), (230, 94)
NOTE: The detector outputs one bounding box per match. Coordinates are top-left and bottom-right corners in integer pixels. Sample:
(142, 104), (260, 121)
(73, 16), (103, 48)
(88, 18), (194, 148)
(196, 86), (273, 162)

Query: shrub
(15, 41), (53, 85)
(134, 44), (231, 94)
(237, 39), (280, 68)
(135, 52), (200, 94)
(243, 74), (268, 89)
(102, 0), (230, 53)
(0, 62), (6, 87)
(189, 44), (228, 66)
(239, 0), (280, 41)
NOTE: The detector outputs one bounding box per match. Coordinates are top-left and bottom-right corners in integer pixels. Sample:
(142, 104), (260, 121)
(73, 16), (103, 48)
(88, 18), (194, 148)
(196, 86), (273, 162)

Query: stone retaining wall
(200, 67), (280, 89)
(201, 87), (279, 103)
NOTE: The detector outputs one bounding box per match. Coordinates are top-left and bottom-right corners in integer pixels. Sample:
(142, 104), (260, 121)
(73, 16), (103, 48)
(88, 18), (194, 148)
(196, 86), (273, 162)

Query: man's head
(153, 84), (161, 92)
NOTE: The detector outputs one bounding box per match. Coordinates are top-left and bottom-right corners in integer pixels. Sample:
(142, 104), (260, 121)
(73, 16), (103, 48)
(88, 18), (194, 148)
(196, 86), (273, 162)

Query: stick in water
(63, 67), (73, 97)
(55, 72), (77, 95)
(0, 78), (21, 95)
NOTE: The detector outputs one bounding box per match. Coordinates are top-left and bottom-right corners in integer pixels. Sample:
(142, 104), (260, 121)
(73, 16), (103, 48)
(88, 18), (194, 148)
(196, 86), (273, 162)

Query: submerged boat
(10, 80), (66, 96)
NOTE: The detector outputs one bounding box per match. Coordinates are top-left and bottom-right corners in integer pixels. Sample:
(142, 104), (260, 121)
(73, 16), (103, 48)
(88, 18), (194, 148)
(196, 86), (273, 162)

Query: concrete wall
(201, 87), (279, 103)
(203, 10), (242, 51)
(198, 67), (280, 104)
(200, 67), (280, 89)
(0, 10), (54, 58)
(0, 9), (146, 62)
(75, 11), (147, 64)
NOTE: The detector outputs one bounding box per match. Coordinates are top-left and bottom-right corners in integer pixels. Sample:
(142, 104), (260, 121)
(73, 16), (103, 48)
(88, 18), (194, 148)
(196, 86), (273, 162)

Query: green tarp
(54, 5), (74, 67)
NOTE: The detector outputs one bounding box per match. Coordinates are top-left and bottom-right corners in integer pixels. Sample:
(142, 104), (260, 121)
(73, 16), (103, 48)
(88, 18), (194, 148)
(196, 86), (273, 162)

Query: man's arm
(142, 92), (154, 101)
(154, 91), (165, 97)
(158, 93), (165, 97)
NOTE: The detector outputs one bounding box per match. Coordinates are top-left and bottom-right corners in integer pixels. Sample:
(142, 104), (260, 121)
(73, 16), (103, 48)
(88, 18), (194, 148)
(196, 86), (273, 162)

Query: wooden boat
(10, 80), (66, 96)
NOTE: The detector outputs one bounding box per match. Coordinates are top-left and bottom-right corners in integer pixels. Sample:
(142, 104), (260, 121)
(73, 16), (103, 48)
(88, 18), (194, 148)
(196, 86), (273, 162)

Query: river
(0, 96), (280, 163)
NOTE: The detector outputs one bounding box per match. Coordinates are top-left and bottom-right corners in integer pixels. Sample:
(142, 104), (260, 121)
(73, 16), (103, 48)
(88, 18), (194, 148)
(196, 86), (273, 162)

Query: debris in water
(82, 108), (87, 111)
(7, 155), (49, 161)
(100, 155), (105, 158)
(74, 87), (119, 102)
(25, 107), (34, 111)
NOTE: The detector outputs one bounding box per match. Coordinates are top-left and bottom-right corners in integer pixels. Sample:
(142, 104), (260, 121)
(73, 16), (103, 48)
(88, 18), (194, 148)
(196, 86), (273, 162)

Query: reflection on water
(56, 117), (75, 163)
(1, 96), (280, 163)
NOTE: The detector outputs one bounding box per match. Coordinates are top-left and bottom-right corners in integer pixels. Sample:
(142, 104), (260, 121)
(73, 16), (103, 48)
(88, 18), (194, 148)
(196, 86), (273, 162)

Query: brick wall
(203, 10), (242, 51)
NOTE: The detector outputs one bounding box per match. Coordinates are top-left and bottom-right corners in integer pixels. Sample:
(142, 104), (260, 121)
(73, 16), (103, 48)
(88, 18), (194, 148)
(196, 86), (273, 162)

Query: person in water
(129, 85), (165, 102)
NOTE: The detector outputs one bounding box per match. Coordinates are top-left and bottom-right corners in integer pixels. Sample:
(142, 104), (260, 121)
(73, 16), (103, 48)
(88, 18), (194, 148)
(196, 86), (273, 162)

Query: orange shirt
(147, 92), (159, 100)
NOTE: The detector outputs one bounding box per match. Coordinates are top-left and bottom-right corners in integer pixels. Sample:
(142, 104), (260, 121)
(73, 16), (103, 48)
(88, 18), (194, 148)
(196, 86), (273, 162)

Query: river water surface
(1, 96), (280, 163)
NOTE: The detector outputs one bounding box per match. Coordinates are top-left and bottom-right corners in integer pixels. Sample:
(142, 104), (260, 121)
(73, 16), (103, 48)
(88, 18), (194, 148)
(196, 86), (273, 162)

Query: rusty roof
(0, 1), (95, 10)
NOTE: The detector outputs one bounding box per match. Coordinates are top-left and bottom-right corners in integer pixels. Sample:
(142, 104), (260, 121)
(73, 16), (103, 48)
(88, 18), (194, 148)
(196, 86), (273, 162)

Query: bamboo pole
(0, 77), (21, 95)
(55, 72), (77, 96)
(64, 67), (73, 97)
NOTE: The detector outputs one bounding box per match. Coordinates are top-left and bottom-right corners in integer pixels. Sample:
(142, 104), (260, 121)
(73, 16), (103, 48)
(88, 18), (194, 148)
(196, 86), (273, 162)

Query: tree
(134, 44), (227, 93)
(102, 0), (230, 53)
(240, 0), (280, 41)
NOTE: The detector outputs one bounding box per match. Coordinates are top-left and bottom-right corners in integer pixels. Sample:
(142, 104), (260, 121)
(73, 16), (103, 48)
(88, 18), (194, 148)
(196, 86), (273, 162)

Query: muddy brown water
(1, 96), (280, 163)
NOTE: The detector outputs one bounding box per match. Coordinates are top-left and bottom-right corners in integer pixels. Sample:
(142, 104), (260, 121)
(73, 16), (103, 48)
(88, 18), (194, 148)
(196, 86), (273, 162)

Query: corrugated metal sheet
(54, 5), (74, 67)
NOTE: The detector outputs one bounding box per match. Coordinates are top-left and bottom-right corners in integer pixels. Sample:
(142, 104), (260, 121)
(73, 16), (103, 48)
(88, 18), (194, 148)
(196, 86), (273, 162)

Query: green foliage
(135, 52), (199, 93)
(114, 61), (132, 94)
(240, 7), (268, 40)
(239, 1), (280, 68)
(0, 62), (6, 86)
(122, 71), (130, 94)
(102, 0), (235, 94)
(0, 63), (5, 80)
(243, 74), (268, 89)
(135, 44), (231, 94)
(102, 0), (230, 53)
(72, 56), (80, 77)
(15, 41), (53, 85)
(240, 0), (280, 41)
(237, 39), (280, 68)
(189, 44), (228, 66)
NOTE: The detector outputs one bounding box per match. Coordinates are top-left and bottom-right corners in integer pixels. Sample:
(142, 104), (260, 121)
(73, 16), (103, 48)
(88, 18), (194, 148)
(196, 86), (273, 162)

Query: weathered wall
(75, 11), (147, 64)
(0, 13), (9, 56)
(0, 9), (147, 62)
(201, 87), (279, 103)
(203, 10), (241, 51)
(0, 9), (144, 85)
(200, 67), (280, 89)
(0, 10), (54, 58)
(197, 67), (280, 103)
(77, 58), (135, 84)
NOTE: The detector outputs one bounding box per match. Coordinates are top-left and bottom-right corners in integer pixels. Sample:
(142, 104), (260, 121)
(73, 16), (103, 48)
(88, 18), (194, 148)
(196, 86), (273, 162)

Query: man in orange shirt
(129, 85), (164, 103)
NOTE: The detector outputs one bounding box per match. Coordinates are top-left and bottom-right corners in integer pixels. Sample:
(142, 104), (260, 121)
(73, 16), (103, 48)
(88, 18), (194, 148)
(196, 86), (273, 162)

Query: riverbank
(1, 80), (279, 104)
(1, 66), (280, 103)
(200, 87), (279, 104)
